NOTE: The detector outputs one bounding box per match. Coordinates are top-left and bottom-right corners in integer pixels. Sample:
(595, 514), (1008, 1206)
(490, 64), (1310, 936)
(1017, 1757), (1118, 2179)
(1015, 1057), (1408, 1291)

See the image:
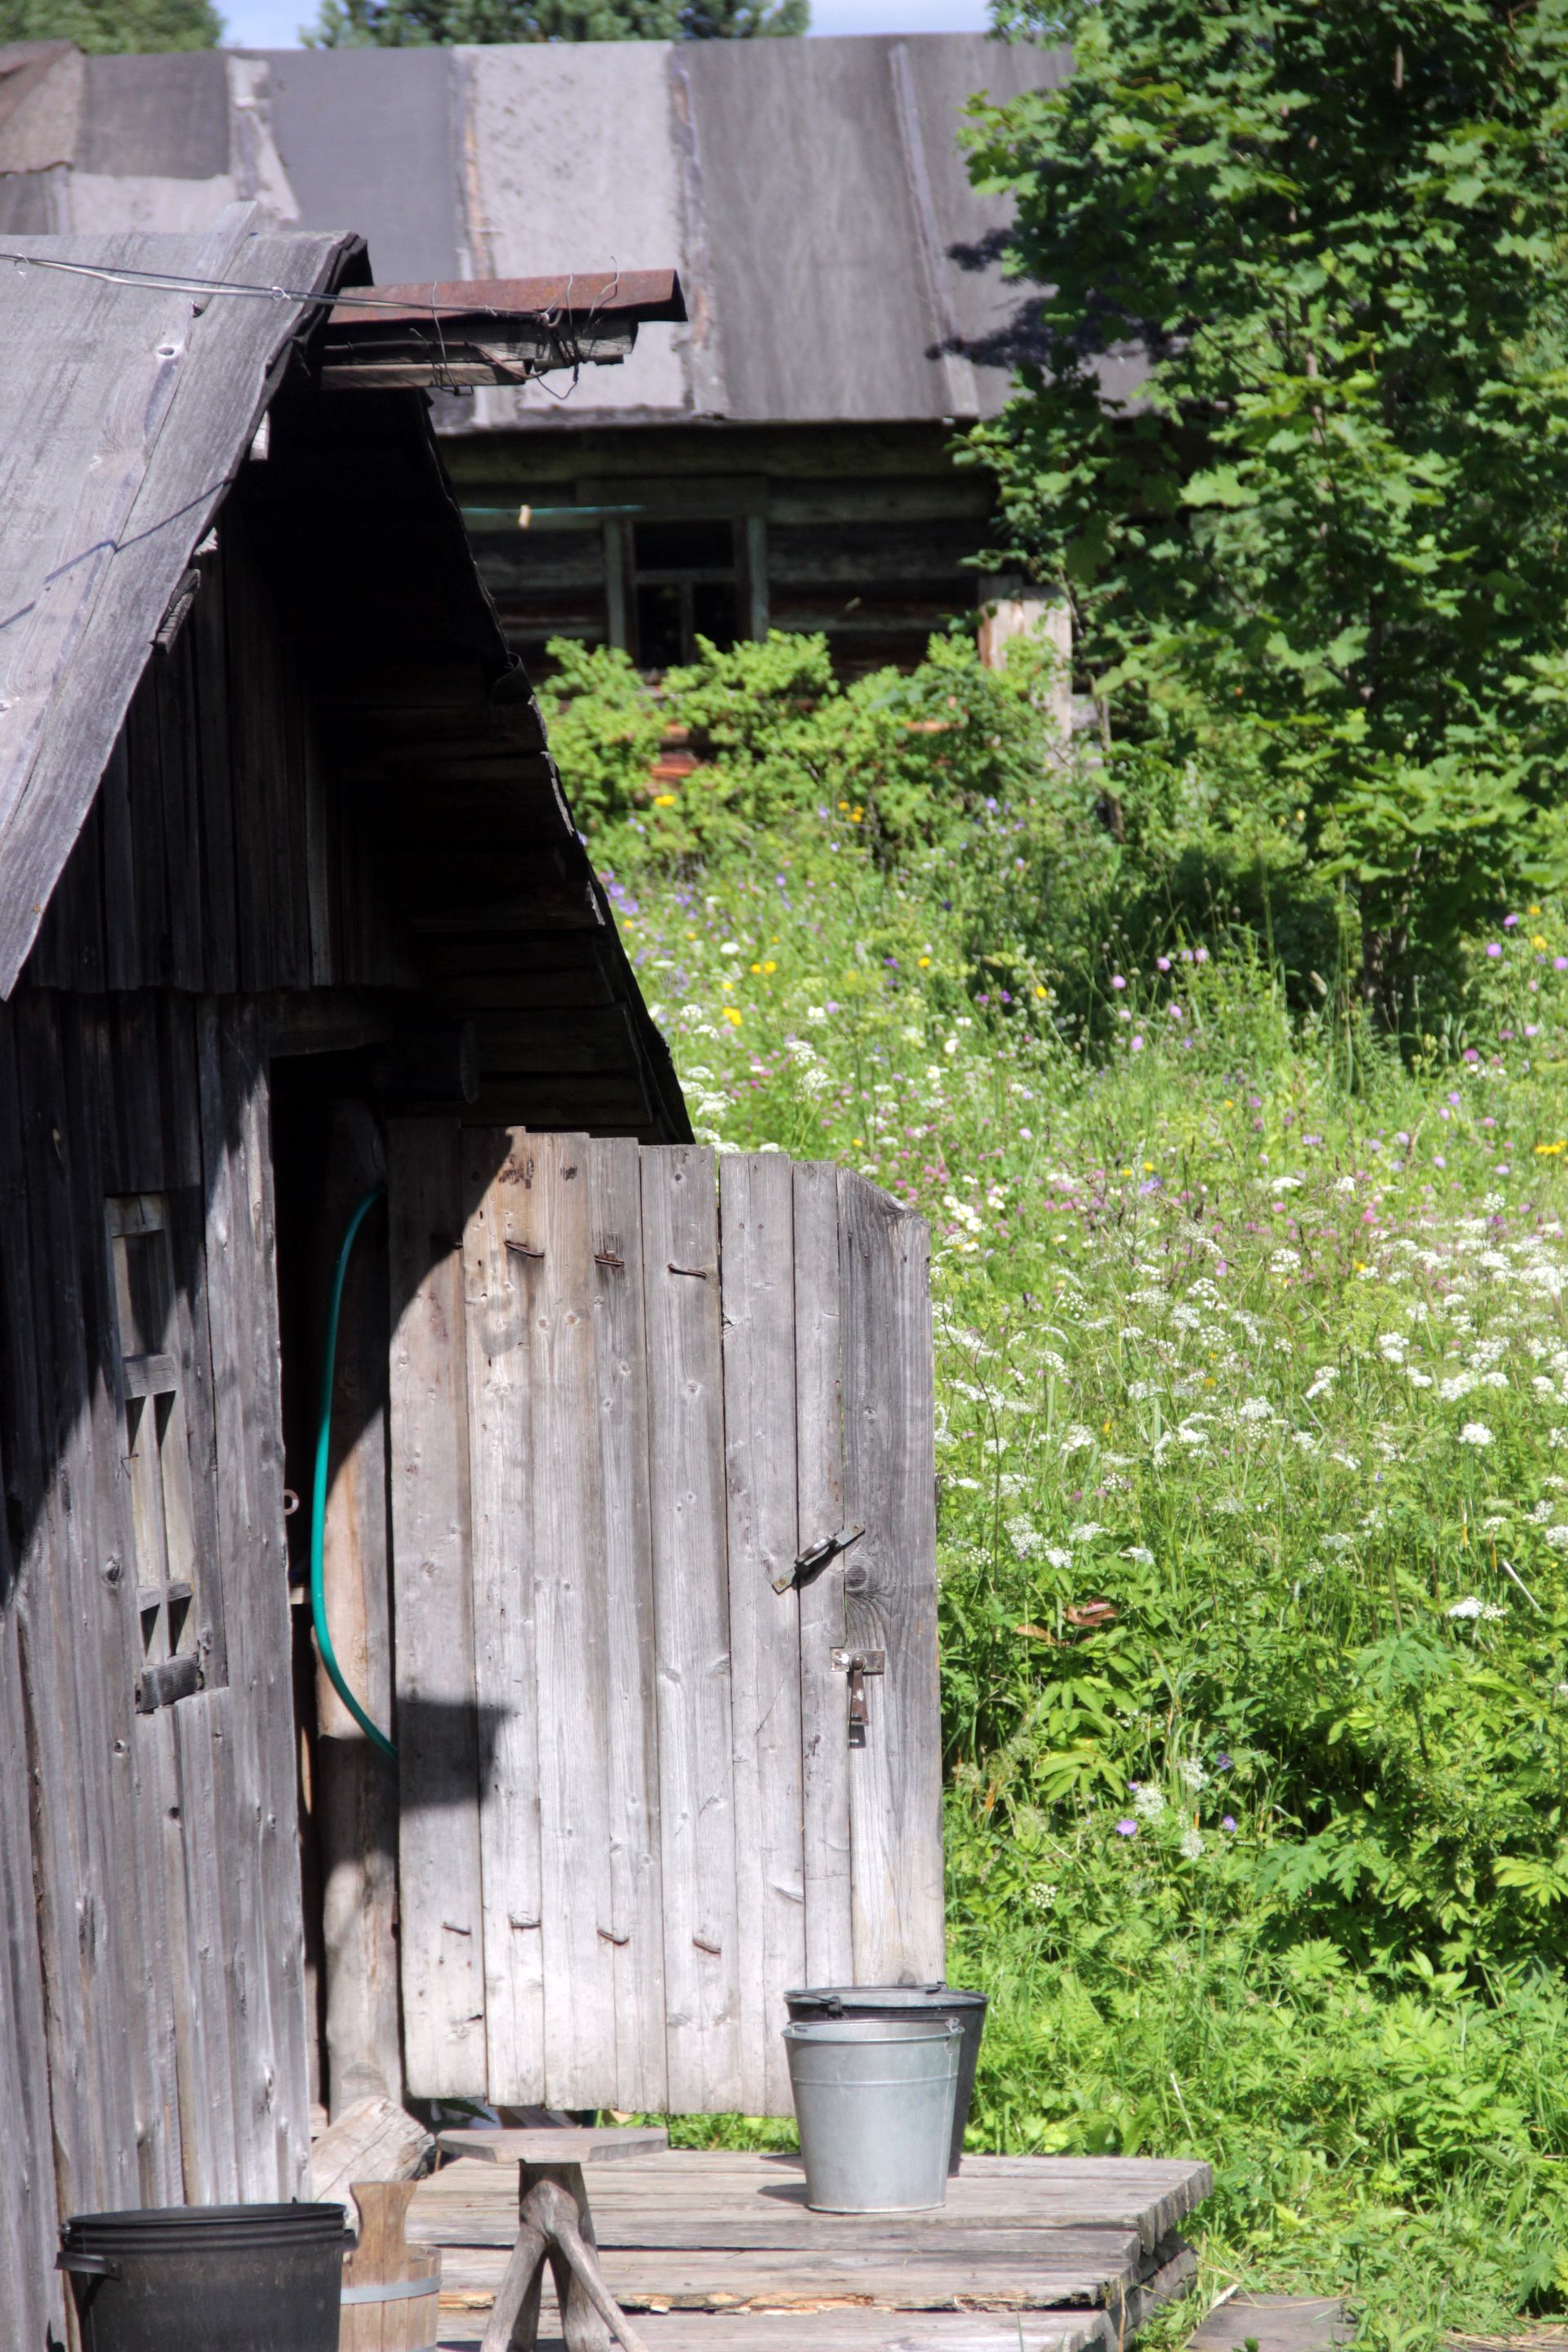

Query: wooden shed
(0, 207), (946, 2349)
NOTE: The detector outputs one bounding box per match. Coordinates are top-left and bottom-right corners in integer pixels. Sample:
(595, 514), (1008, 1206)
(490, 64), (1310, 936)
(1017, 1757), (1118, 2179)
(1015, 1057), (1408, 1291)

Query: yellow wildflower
(723, 1008), (742, 1027)
(763, 960), (777, 973)
(654, 793), (677, 807)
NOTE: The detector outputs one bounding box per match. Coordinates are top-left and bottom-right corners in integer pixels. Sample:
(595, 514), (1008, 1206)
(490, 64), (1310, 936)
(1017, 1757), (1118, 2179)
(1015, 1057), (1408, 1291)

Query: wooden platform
(411, 2148), (1212, 2350)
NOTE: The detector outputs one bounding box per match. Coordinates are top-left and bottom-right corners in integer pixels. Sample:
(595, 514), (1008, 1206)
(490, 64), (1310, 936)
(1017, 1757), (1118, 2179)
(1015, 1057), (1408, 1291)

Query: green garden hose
(310, 1183), (396, 1762)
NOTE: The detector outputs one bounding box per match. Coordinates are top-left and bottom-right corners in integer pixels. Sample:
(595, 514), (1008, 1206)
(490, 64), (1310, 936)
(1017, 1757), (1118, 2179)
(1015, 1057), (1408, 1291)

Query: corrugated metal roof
(0, 34), (1079, 428)
(0, 207), (354, 993)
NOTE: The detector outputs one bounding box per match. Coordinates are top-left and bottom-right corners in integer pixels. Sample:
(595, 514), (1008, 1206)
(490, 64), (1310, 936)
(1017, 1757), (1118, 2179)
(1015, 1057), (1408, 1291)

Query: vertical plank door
(384, 1137), (938, 2113)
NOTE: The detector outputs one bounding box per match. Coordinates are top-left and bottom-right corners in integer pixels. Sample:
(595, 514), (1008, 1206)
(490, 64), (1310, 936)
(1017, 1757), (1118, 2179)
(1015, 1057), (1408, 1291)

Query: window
(631, 519), (741, 670)
(106, 1196), (210, 1712)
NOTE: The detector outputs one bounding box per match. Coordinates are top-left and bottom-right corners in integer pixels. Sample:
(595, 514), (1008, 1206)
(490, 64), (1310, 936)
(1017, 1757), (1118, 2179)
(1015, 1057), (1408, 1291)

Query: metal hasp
(832, 1647), (885, 1749)
(774, 1521), (864, 1596)
(318, 270), (687, 390)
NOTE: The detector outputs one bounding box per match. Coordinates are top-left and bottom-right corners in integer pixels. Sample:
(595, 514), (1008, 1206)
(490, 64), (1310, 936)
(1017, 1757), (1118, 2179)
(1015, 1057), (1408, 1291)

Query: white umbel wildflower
(1457, 1421), (1494, 1446)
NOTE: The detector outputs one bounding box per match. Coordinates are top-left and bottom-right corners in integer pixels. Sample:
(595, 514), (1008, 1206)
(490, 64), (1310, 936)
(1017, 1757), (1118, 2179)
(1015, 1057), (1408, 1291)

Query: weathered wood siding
(24, 512), (412, 1002)
(0, 989), (314, 2337)
(387, 1127), (942, 2114)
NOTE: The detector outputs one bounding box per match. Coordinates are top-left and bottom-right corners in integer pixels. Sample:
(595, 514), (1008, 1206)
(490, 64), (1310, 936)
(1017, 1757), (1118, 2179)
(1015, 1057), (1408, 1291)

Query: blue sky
(221, 0), (992, 46)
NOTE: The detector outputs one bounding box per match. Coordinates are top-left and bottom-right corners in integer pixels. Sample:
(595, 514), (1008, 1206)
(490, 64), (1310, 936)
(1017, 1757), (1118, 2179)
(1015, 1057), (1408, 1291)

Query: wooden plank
(639, 1145), (741, 2114)
(61, 998), (189, 2207)
(386, 1116), (487, 2097)
(12, 994), (151, 2215)
(791, 1161), (853, 1990)
(438, 2127), (670, 2165)
(316, 1107), (401, 2117)
(154, 637), (203, 990)
(198, 999), (313, 2196)
(1187, 2296), (1351, 2352)
(434, 2243), (1138, 2311)
(461, 1125), (545, 2109)
(521, 1130), (618, 2108)
(191, 528), (238, 994)
(412, 2154), (1215, 2256)
(0, 1010), (112, 2222)
(838, 1174), (943, 1984)
(719, 1153), (804, 2116)
(23, 789), (105, 991)
(0, 1604), (63, 2351)
(99, 731), (141, 990)
(437, 2315), (1106, 2352)
(588, 1135), (666, 2114)
(127, 679), (171, 987)
(170, 1691), (243, 2199)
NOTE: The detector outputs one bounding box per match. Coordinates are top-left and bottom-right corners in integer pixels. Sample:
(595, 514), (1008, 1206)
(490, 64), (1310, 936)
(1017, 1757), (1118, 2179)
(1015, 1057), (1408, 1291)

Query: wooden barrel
(339, 2183), (441, 2352)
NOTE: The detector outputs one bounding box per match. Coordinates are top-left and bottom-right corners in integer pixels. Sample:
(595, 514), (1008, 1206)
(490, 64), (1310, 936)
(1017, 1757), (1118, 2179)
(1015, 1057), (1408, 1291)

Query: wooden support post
(315, 1103), (402, 2115)
(977, 577), (1073, 741)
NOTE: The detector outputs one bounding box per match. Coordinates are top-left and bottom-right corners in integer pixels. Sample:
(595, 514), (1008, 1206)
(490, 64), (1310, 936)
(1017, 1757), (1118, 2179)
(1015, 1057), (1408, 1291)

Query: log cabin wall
(446, 421), (1000, 682)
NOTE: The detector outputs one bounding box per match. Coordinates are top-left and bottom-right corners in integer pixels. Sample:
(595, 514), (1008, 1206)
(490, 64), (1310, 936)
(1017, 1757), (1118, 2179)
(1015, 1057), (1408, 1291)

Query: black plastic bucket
(782, 1984), (988, 2174)
(58, 2203), (347, 2352)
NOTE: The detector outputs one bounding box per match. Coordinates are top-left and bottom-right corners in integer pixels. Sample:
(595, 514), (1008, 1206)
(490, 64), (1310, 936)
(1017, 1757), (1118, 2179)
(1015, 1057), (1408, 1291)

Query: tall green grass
(586, 646), (1568, 2346)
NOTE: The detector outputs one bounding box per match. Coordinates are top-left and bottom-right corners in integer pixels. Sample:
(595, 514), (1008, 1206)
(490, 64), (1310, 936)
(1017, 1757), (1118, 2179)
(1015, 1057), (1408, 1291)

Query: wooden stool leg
(479, 2207), (550, 2352)
(520, 2167), (649, 2352)
(524, 2164), (612, 2352)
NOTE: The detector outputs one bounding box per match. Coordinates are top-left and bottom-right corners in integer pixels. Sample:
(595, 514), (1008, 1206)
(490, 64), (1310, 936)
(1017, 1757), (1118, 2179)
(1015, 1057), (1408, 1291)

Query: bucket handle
(57, 2251), (122, 2281)
(794, 1984), (948, 2016)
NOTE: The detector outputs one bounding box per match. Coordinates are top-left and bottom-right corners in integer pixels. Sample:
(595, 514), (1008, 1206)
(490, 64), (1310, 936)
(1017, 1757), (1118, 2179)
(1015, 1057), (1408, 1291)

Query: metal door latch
(773, 1523), (864, 1596)
(832, 1647), (884, 1747)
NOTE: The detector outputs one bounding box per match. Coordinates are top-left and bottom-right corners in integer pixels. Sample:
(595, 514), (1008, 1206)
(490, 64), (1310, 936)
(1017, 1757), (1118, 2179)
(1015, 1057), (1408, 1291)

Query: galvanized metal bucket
(782, 2014), (961, 2213)
(782, 1982), (988, 2173)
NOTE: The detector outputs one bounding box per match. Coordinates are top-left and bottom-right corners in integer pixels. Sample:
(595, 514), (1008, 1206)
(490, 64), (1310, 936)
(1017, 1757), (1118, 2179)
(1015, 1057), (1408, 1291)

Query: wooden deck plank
(434, 2243), (1137, 2310)
(437, 2315), (1110, 2352)
(421, 2151), (1207, 2352)
(412, 2153), (1214, 2260)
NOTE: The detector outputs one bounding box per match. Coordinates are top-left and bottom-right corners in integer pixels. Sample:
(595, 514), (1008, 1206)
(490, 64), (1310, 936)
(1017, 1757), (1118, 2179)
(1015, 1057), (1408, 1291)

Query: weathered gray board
(386, 1130), (942, 2113)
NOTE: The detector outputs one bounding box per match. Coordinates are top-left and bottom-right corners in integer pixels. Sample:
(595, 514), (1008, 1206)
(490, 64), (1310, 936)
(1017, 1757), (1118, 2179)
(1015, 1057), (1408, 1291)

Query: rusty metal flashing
(319, 269), (686, 390)
(327, 269), (686, 329)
